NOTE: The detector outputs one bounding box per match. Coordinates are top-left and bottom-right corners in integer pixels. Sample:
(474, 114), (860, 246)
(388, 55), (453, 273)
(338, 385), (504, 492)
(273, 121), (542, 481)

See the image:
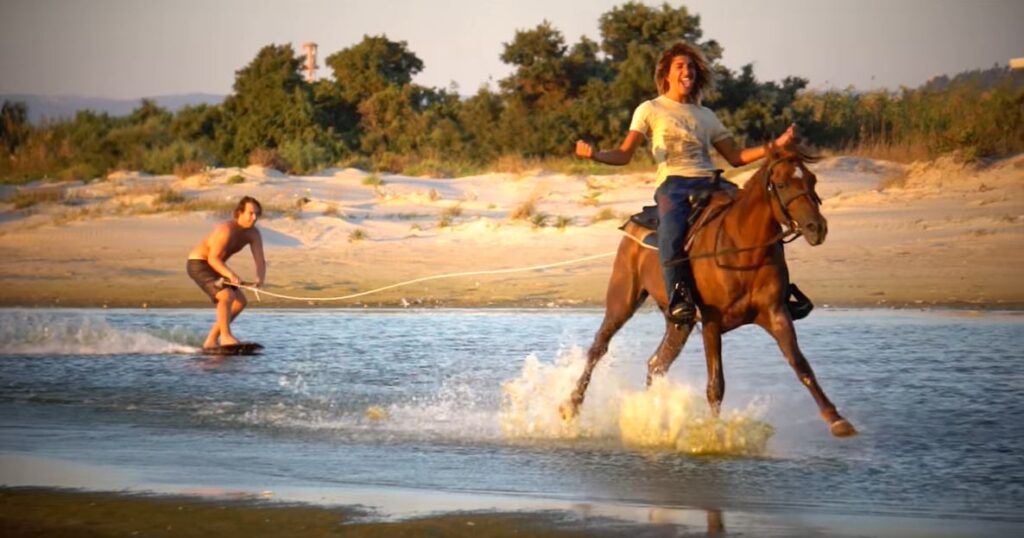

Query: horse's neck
(729, 173), (779, 245)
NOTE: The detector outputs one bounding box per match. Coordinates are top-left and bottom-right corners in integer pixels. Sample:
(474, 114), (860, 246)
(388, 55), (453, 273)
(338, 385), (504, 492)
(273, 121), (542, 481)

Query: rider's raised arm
(714, 124), (797, 167)
(575, 130), (644, 166)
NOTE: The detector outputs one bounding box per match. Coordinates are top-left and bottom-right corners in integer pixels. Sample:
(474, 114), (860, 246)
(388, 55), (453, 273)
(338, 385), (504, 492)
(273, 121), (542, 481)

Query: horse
(560, 145), (857, 437)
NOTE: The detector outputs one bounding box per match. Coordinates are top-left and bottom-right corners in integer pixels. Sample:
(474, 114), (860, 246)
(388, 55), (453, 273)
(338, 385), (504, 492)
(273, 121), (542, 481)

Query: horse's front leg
(560, 300), (641, 420)
(762, 307), (857, 437)
(701, 314), (724, 417)
(561, 260), (647, 420)
(646, 320), (694, 385)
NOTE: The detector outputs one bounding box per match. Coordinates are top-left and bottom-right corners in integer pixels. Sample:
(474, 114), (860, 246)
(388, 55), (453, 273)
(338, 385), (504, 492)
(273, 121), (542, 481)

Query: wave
(0, 311), (198, 355)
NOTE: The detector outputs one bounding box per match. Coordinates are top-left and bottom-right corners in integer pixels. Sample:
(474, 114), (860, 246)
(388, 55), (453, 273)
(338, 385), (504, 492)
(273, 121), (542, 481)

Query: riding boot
(668, 281), (697, 325)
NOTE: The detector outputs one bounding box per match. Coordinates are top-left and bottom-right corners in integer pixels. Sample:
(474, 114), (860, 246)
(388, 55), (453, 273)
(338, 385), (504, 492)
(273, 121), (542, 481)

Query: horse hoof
(830, 419), (857, 437)
(558, 401), (578, 421)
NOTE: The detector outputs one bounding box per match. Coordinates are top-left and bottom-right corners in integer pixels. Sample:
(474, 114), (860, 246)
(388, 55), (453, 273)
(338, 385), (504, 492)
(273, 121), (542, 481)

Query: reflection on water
(0, 307), (1022, 531)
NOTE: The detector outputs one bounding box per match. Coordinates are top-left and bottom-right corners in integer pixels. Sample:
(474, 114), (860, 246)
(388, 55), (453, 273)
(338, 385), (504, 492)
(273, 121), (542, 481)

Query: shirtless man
(186, 196), (266, 349)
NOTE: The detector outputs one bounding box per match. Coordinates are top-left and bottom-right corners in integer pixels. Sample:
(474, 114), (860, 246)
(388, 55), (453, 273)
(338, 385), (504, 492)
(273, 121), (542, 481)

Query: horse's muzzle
(803, 218), (828, 246)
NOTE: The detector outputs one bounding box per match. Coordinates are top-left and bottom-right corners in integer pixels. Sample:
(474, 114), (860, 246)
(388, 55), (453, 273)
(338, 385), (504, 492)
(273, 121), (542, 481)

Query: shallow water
(0, 307), (1022, 529)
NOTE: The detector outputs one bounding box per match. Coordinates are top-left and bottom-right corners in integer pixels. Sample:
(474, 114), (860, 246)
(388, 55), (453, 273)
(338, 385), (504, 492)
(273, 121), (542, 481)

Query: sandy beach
(0, 153), (1022, 309)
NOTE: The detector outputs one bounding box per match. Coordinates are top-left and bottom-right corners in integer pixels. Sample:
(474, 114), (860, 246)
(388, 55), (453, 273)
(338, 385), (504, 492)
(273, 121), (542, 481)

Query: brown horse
(561, 145), (857, 437)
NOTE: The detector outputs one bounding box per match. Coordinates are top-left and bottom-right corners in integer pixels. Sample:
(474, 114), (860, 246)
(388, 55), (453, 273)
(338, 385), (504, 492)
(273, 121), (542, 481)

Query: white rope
(227, 250), (617, 302)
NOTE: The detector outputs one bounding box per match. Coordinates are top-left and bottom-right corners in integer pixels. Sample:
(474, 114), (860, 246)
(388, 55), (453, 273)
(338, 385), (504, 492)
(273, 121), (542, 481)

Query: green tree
(218, 43), (337, 170)
(600, 2), (721, 111)
(325, 35), (424, 105)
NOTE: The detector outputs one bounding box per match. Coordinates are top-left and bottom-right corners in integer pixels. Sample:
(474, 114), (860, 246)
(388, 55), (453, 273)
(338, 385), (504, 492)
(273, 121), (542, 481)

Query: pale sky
(1, 0), (1021, 99)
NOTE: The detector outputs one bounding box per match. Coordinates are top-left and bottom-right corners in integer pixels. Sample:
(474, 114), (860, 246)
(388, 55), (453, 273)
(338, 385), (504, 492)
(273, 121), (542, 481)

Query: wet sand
(4, 487), (1020, 538)
(0, 488), (603, 538)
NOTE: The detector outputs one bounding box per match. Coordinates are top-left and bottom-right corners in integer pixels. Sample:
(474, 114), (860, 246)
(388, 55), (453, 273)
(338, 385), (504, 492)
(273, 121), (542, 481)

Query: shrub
(248, 148), (288, 171)
(58, 162), (103, 182)
(227, 174), (245, 185)
(143, 141), (210, 175)
(579, 191), (602, 207)
(591, 208), (618, 223)
(438, 204), (462, 228)
(509, 198), (536, 221)
(555, 215), (572, 229)
(155, 188), (186, 205)
(362, 173), (384, 187)
(9, 188), (62, 209)
(173, 160), (206, 179)
(492, 153), (536, 174)
(278, 139), (334, 174)
(530, 212), (549, 228)
(349, 228), (368, 242)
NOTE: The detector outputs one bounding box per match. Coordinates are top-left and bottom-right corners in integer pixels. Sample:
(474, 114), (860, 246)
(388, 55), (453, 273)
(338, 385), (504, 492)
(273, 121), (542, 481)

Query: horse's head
(762, 145), (827, 245)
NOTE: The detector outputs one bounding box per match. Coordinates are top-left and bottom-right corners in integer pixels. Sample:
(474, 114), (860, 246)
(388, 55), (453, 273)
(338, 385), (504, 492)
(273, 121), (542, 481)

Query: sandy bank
(0, 155), (1021, 309)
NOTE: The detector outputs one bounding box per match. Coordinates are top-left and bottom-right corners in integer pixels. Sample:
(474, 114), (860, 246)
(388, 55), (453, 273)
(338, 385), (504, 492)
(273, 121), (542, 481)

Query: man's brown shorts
(186, 259), (224, 303)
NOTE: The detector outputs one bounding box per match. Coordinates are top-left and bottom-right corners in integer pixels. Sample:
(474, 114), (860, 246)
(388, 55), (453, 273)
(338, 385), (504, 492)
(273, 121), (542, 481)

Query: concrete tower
(302, 42), (318, 82)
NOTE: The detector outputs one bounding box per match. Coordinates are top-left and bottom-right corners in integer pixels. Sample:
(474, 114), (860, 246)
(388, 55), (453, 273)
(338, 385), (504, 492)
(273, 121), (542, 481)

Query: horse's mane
(737, 144), (820, 199)
(778, 144), (820, 164)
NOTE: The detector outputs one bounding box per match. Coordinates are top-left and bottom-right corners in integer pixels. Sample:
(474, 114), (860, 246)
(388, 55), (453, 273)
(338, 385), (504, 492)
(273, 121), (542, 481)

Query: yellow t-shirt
(629, 96), (732, 184)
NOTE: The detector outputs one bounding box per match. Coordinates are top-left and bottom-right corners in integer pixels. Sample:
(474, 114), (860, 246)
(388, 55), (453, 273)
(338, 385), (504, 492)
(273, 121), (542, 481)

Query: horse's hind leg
(561, 260), (647, 420)
(761, 307), (857, 437)
(646, 320), (694, 385)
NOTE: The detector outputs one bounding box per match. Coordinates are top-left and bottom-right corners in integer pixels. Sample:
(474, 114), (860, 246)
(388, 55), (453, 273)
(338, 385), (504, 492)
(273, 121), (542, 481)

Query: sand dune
(1, 154), (1021, 308)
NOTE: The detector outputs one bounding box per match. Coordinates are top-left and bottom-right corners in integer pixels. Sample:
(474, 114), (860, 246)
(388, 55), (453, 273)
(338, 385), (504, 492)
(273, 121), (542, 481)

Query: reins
(664, 154), (817, 268)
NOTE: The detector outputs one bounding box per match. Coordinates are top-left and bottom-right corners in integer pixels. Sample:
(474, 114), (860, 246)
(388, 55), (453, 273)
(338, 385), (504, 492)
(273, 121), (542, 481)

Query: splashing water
(0, 311), (196, 355)
(619, 378), (774, 455)
(501, 347), (629, 439)
(500, 347), (775, 455)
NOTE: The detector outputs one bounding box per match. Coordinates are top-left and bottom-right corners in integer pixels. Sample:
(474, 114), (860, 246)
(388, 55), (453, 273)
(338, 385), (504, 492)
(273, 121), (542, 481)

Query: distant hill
(0, 93), (226, 124)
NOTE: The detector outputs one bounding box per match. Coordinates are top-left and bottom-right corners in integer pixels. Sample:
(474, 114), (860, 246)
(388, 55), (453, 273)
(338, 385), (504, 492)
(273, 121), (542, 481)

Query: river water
(0, 308), (1021, 534)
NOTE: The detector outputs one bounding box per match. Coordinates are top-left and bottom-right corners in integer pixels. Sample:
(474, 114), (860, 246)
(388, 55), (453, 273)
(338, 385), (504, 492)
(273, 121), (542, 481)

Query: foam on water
(227, 374), (502, 443)
(192, 344), (773, 454)
(619, 379), (774, 455)
(0, 311), (196, 355)
(500, 347), (775, 455)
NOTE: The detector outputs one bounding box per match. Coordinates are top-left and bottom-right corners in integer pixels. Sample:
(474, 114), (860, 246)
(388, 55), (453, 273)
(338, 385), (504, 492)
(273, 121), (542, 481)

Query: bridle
(665, 154), (825, 269)
(762, 156), (822, 241)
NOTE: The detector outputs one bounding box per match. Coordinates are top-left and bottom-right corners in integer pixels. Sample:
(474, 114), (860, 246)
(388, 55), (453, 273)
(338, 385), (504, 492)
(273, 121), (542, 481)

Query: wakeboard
(201, 342), (264, 356)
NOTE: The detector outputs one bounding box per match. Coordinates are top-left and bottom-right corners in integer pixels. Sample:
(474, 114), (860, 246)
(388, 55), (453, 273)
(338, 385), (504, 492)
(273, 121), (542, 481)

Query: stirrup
(667, 284), (697, 325)
(787, 284), (814, 320)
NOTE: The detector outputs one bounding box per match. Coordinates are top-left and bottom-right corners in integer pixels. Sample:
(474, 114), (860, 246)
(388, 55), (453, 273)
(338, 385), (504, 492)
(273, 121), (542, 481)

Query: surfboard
(201, 342), (264, 356)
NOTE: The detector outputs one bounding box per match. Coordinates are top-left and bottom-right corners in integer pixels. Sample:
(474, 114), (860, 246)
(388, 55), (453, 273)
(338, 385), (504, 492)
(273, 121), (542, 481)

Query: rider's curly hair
(654, 42), (714, 103)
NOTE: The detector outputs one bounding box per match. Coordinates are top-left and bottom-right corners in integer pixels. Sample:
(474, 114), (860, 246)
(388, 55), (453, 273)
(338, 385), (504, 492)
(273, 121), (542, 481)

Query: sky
(1, 0), (1021, 99)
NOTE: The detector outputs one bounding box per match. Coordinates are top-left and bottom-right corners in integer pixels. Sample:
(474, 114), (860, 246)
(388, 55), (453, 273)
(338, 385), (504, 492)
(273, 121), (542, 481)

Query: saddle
(618, 178), (814, 321)
(620, 178), (737, 250)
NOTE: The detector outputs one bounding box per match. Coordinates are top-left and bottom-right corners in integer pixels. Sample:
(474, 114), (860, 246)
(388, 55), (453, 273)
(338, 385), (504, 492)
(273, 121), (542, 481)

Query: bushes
(173, 160), (206, 179)
(9, 188), (62, 209)
(2, 20), (1020, 185)
(278, 139), (335, 174)
(248, 148), (288, 171)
